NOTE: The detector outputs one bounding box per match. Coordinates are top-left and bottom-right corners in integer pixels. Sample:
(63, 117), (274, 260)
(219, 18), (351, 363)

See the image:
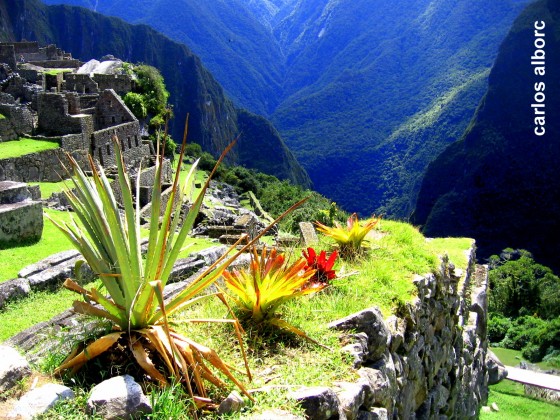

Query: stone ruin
(0, 41), (175, 242)
(0, 181), (43, 247)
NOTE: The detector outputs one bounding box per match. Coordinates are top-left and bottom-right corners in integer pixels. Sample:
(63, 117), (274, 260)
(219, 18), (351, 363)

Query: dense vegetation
(413, 0), (560, 271)
(487, 249), (560, 367)
(184, 142), (336, 234)
(1, 0), (310, 187)
(42, 0), (531, 216)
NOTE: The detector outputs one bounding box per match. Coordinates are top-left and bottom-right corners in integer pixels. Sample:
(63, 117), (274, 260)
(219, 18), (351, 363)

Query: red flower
(302, 247), (338, 285)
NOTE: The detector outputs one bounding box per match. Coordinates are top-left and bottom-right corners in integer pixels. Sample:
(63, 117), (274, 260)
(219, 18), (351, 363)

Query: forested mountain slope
(0, 0), (311, 186)
(413, 0), (560, 270)
(41, 0), (531, 216)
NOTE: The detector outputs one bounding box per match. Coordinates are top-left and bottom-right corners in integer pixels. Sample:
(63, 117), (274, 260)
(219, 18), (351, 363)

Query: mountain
(413, 0), (560, 270)
(0, 0), (311, 186)
(41, 0), (532, 216)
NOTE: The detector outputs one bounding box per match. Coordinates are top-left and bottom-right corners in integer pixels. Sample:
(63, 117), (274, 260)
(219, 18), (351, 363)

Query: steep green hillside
(272, 0), (532, 215)
(413, 0), (560, 270)
(2, 0), (310, 186)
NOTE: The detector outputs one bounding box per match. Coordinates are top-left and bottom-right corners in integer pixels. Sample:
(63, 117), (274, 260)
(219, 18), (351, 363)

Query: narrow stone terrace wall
(0, 148), (88, 182)
(295, 243), (489, 419)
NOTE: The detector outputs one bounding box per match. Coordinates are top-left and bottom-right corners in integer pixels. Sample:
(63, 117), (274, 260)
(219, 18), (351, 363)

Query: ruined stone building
(0, 41), (149, 169)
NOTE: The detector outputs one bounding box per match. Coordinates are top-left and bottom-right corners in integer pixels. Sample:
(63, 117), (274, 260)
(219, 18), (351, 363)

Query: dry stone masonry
(288, 243), (490, 419)
(0, 181), (43, 247)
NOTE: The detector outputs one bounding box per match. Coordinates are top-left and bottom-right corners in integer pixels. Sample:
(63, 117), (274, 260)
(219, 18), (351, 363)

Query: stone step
(0, 180), (33, 204)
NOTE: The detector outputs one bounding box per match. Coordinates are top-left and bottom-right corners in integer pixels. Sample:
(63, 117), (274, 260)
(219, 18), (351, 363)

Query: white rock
(9, 383), (74, 419)
(87, 375), (152, 419)
(0, 345), (31, 394)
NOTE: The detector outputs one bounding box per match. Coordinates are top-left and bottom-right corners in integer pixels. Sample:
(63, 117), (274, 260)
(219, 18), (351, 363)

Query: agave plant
(302, 247), (338, 286)
(48, 130), (303, 409)
(222, 247), (327, 341)
(315, 213), (380, 260)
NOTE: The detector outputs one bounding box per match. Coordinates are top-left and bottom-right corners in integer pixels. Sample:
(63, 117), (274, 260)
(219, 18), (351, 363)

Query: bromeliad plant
(222, 247), (327, 340)
(316, 213), (380, 260)
(47, 129), (302, 409)
(302, 247), (338, 286)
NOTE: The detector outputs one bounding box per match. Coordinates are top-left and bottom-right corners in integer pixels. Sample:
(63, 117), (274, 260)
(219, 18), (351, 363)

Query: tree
(133, 64), (169, 116)
(123, 92), (147, 120)
(488, 249), (560, 319)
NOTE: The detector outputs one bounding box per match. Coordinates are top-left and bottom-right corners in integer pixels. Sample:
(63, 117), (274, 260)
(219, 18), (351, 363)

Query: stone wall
(0, 148), (89, 182)
(94, 89), (136, 130)
(293, 245), (489, 419)
(27, 60), (81, 69)
(37, 92), (85, 136)
(0, 44), (17, 70)
(64, 74), (98, 95)
(93, 74), (135, 96)
(0, 101), (34, 138)
(91, 121), (145, 167)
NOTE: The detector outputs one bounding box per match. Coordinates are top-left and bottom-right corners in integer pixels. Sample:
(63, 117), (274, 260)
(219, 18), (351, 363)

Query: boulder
(9, 383), (74, 419)
(288, 386), (341, 420)
(86, 375), (152, 419)
(0, 345), (31, 394)
(486, 350), (508, 385)
(0, 278), (30, 309)
(328, 307), (390, 362)
(218, 391), (245, 415)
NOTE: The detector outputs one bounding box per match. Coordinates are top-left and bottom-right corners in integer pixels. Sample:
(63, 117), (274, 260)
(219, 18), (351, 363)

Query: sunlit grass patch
(481, 380), (560, 419)
(0, 138), (59, 159)
(0, 209), (74, 282)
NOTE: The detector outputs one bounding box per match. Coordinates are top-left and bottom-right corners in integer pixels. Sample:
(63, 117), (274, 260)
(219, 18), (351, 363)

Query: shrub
(123, 92), (147, 120)
(501, 316), (546, 350)
(302, 247), (338, 286)
(488, 249), (560, 319)
(223, 247), (326, 340)
(316, 213), (380, 260)
(522, 344), (545, 363)
(488, 313), (512, 343)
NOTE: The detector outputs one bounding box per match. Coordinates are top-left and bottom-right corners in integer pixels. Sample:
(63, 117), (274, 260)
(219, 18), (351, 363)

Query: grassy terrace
(482, 380), (560, 419)
(0, 138), (60, 159)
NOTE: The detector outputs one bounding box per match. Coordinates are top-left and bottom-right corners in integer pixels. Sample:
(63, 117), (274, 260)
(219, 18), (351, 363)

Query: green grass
(0, 209), (472, 416)
(28, 181), (69, 199)
(165, 220), (468, 416)
(0, 138), (59, 159)
(0, 113), (6, 120)
(0, 279), (101, 341)
(43, 69), (73, 76)
(429, 237), (474, 271)
(481, 380), (560, 419)
(0, 209), (74, 282)
(490, 347), (558, 371)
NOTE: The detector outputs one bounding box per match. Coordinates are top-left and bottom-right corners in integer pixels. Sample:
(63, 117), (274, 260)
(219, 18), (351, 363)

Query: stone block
(0, 181), (33, 204)
(0, 200), (43, 246)
(0, 278), (30, 309)
(0, 345), (31, 394)
(299, 221), (319, 247)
